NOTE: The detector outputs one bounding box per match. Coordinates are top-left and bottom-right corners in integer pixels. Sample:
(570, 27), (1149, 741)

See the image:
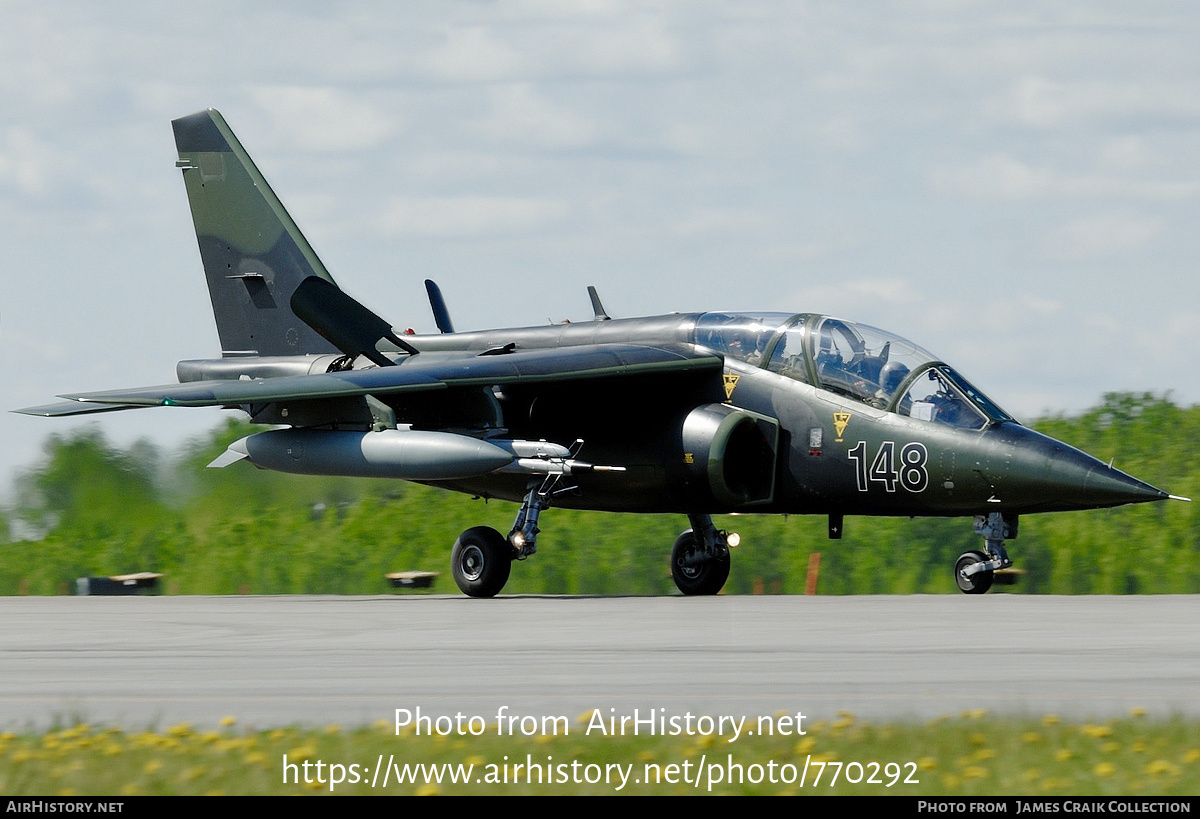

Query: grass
(3, 711), (1198, 796)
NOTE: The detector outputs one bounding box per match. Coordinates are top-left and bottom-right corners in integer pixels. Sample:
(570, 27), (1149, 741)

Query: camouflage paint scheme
(17, 110), (1181, 598)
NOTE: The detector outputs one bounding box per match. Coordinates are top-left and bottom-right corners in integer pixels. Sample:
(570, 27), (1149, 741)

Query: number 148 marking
(848, 441), (928, 493)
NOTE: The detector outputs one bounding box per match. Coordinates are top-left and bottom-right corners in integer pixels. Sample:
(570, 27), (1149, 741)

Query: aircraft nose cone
(993, 425), (1169, 512)
(1053, 451), (1167, 507)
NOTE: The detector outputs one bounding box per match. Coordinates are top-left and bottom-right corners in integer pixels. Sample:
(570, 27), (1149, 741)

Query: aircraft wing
(13, 401), (151, 417)
(44, 343), (722, 409)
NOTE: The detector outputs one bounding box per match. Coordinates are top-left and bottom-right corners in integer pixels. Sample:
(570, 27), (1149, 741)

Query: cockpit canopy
(694, 312), (1012, 430)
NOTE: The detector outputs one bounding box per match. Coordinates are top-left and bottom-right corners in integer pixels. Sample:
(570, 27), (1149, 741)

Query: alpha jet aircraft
(17, 109), (1183, 597)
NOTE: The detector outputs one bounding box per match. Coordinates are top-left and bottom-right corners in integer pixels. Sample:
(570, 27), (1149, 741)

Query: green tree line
(2, 393), (1196, 595)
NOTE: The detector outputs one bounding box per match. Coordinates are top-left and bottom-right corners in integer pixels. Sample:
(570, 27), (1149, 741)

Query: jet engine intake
(680, 403), (779, 507)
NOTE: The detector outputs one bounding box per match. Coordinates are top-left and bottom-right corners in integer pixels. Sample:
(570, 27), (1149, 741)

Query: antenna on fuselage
(587, 286), (611, 321)
(425, 279), (456, 333)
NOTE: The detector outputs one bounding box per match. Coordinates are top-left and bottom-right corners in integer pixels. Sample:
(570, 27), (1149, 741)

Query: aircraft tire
(954, 550), (993, 595)
(451, 526), (512, 598)
(671, 530), (730, 596)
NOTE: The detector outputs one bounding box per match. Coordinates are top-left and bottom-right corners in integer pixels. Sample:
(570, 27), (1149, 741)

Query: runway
(0, 594), (1196, 730)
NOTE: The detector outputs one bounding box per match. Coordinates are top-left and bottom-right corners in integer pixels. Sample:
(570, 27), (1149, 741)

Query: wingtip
(13, 400), (145, 417)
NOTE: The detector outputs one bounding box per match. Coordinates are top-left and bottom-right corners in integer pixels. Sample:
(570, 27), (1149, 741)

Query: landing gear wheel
(671, 529), (730, 596)
(955, 550), (993, 595)
(451, 526), (512, 598)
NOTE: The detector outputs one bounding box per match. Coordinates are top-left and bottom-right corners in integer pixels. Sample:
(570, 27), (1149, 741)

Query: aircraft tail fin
(172, 109), (341, 357)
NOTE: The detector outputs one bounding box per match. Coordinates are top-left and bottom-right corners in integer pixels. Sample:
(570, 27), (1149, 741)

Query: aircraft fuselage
(179, 311), (1166, 519)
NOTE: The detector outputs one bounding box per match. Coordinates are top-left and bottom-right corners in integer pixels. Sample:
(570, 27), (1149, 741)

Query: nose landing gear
(955, 512), (1018, 595)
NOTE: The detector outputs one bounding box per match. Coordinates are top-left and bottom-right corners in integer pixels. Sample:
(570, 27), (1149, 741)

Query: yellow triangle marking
(723, 373), (740, 400)
(833, 411), (851, 440)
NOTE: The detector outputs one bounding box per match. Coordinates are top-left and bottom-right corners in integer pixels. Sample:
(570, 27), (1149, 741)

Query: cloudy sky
(3, 1), (1198, 487)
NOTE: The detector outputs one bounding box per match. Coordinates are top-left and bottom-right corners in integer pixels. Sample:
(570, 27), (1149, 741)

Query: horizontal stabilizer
(290, 276), (416, 365)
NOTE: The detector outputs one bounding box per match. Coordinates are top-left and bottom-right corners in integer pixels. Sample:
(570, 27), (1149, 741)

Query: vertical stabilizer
(172, 109), (340, 357)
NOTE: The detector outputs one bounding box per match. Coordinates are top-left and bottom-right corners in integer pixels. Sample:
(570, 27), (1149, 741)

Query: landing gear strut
(955, 512), (1017, 595)
(508, 478), (553, 557)
(450, 441), (626, 597)
(670, 514), (734, 596)
(450, 479), (554, 598)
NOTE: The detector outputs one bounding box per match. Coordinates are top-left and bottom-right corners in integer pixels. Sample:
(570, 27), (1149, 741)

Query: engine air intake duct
(680, 403), (779, 507)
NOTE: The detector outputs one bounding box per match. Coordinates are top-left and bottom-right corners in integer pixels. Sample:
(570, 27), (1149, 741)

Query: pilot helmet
(880, 361), (910, 396)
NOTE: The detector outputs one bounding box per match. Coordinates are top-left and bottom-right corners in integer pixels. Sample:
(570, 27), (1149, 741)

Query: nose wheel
(954, 550), (993, 594)
(956, 512), (1017, 594)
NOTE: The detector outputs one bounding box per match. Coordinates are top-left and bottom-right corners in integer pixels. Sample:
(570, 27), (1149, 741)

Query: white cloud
(0, 127), (57, 198)
(404, 151), (524, 185)
(1097, 136), (1159, 172)
(535, 16), (683, 76)
(424, 24), (531, 83)
(1129, 309), (1200, 375)
(416, 6), (684, 83)
(782, 277), (924, 320)
(1042, 211), (1164, 260)
(247, 86), (402, 152)
(931, 153), (1044, 201)
(375, 194), (571, 238)
(931, 153), (1198, 202)
(988, 75), (1200, 130)
(474, 84), (600, 150)
(668, 207), (775, 238)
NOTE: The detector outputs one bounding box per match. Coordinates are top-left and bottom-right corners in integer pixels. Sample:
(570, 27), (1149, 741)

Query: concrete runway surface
(0, 594), (1196, 730)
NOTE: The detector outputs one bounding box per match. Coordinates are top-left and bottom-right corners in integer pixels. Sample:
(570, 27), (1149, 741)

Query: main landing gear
(670, 514), (736, 596)
(451, 440), (627, 598)
(955, 512), (1017, 595)
(450, 478), (553, 598)
(449, 486), (739, 597)
(450, 526), (511, 598)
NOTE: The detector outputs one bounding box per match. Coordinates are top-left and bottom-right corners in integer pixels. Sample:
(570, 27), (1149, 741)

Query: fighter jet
(16, 109), (1185, 598)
